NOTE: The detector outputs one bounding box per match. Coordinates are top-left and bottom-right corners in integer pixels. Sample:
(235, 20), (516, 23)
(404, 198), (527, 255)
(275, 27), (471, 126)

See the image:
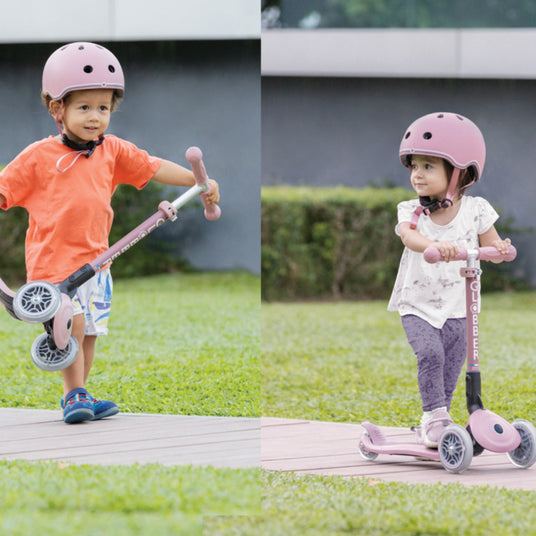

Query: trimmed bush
(262, 186), (410, 301)
(261, 186), (530, 301)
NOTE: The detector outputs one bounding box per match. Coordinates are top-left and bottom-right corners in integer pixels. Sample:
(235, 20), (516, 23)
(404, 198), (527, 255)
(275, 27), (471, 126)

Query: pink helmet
(399, 112), (486, 182)
(42, 42), (124, 100)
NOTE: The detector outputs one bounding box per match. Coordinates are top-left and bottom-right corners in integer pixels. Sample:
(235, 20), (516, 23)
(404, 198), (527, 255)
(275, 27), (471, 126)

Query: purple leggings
(401, 315), (466, 412)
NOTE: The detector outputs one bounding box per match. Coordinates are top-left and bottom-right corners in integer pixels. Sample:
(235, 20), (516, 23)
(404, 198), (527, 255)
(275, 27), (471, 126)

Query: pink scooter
(359, 245), (536, 473)
(0, 147), (220, 372)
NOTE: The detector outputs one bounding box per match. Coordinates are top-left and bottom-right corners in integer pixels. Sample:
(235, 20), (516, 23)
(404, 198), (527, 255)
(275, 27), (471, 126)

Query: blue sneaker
(88, 394), (119, 420)
(61, 388), (94, 424)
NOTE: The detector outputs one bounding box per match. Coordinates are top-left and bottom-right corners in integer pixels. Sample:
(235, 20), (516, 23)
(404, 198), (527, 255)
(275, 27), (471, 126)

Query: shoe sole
(91, 408), (119, 421)
(64, 408), (94, 424)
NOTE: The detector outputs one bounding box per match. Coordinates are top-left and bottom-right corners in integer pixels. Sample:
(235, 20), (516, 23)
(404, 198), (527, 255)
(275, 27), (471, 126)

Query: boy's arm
(398, 222), (459, 261)
(151, 159), (220, 205)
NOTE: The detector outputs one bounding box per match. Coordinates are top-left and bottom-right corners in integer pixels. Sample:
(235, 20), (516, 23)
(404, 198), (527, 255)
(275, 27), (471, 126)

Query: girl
(388, 112), (510, 447)
(0, 42), (219, 424)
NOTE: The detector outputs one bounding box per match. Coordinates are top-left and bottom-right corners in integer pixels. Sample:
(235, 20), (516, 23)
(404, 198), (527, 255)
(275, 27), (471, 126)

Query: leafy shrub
(261, 186), (530, 301)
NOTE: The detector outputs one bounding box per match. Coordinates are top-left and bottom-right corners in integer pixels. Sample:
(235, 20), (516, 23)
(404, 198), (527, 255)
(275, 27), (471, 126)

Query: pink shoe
(421, 408), (453, 448)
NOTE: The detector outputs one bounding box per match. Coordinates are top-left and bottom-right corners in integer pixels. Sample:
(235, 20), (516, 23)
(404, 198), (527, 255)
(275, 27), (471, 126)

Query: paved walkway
(0, 408), (260, 469)
(261, 417), (536, 491)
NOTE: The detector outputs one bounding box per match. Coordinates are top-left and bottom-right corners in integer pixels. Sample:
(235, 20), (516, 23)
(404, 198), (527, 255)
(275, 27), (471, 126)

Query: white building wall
(0, 0), (260, 43)
(262, 28), (536, 79)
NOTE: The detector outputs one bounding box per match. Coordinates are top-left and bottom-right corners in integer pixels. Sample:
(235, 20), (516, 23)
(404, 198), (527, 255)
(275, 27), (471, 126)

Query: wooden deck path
(0, 408), (260, 469)
(261, 417), (536, 491)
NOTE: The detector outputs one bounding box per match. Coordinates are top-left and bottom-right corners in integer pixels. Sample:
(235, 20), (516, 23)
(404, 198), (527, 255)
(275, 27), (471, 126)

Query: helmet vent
(456, 115), (464, 120)
(404, 131), (411, 139)
(83, 65), (93, 73)
(437, 114), (444, 118)
(423, 132), (432, 140)
(108, 65), (116, 73)
(78, 45), (85, 50)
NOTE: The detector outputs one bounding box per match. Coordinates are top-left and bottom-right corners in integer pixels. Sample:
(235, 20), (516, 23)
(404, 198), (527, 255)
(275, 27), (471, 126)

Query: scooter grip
(185, 146), (221, 221)
(424, 245), (517, 264)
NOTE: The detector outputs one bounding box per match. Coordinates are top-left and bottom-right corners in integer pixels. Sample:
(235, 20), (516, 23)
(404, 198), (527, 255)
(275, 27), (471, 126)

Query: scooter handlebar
(185, 146), (221, 221)
(424, 245), (517, 264)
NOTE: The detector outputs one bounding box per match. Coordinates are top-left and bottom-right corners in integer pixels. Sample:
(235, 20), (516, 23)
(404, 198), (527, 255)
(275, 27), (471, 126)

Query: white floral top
(387, 196), (499, 328)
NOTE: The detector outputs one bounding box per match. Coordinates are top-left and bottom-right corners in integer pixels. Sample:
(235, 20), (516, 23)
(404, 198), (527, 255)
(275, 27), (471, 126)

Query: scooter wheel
(506, 419), (536, 469)
(31, 332), (79, 372)
(13, 281), (61, 323)
(438, 424), (473, 474)
(359, 435), (379, 461)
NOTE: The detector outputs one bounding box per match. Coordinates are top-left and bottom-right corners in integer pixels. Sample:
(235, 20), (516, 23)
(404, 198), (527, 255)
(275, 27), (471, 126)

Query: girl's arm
(398, 222), (459, 261)
(151, 159), (220, 205)
(479, 225), (511, 263)
(0, 194), (5, 209)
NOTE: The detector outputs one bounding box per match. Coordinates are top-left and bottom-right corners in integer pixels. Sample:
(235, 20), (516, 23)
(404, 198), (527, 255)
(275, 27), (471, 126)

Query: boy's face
(57, 89), (114, 144)
(409, 155), (449, 200)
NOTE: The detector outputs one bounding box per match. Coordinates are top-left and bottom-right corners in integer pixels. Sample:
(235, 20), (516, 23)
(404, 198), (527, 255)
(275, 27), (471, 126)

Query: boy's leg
(83, 332), (119, 420)
(60, 313), (94, 423)
(60, 313), (87, 397)
(83, 335), (97, 383)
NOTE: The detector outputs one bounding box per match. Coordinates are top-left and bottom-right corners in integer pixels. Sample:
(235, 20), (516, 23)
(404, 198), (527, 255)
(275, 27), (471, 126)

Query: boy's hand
(204, 178), (220, 205)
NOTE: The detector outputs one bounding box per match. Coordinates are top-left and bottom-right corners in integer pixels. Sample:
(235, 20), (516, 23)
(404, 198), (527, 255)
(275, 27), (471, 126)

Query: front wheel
(506, 420), (536, 469)
(31, 332), (79, 372)
(438, 424), (473, 474)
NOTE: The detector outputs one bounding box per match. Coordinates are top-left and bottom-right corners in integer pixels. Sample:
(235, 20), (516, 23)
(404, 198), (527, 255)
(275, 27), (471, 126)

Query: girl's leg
(60, 313), (86, 397)
(441, 318), (467, 411)
(401, 315), (447, 412)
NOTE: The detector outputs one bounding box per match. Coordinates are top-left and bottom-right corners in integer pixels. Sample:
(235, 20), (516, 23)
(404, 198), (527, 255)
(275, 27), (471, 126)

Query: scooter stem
(461, 250), (485, 414)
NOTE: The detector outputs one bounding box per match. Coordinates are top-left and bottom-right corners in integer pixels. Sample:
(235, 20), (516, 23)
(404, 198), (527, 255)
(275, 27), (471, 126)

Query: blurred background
(262, 0), (536, 290)
(0, 0), (260, 281)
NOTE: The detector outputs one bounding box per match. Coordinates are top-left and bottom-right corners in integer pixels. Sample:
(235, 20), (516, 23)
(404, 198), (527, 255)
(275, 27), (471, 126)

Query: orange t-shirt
(0, 135), (162, 283)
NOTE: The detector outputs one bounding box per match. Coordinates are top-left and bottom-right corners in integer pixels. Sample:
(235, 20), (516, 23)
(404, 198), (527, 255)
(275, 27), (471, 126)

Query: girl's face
(409, 155), (449, 199)
(58, 89), (114, 144)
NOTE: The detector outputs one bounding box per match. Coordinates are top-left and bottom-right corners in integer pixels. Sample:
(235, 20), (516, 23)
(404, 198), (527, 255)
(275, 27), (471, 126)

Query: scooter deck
(0, 278), (18, 320)
(361, 422), (441, 461)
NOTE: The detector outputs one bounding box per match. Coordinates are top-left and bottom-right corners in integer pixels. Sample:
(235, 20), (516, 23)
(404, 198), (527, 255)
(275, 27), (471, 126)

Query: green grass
(262, 292), (536, 427)
(0, 272), (260, 534)
(206, 472), (536, 536)
(0, 272), (260, 417)
(259, 292), (536, 535)
(0, 461), (260, 536)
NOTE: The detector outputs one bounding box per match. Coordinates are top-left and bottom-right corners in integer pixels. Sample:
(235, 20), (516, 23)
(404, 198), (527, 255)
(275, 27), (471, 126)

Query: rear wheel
(359, 435), (379, 461)
(14, 281), (61, 323)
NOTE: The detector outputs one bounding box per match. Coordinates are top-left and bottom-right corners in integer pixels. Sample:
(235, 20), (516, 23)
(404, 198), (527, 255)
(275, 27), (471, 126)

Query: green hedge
(261, 186), (529, 301)
(0, 166), (190, 285)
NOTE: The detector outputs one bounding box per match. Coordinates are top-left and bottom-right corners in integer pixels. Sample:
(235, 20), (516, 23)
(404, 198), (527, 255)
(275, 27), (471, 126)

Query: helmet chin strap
(410, 168), (460, 229)
(54, 100), (105, 172)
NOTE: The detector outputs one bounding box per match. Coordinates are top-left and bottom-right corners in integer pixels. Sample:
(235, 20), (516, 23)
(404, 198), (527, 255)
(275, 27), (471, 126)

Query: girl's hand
(491, 237), (511, 255)
(488, 237), (511, 263)
(204, 178), (220, 205)
(434, 241), (459, 262)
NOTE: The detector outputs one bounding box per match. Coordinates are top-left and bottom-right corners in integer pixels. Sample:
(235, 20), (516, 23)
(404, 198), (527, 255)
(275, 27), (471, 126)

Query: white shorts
(71, 268), (113, 336)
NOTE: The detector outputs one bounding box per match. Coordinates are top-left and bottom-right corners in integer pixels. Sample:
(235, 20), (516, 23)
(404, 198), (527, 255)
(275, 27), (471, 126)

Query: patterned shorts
(71, 268), (113, 336)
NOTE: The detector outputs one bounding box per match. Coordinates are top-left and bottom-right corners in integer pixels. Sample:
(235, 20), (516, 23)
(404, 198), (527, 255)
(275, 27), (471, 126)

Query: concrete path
(0, 408), (260, 469)
(261, 417), (536, 491)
